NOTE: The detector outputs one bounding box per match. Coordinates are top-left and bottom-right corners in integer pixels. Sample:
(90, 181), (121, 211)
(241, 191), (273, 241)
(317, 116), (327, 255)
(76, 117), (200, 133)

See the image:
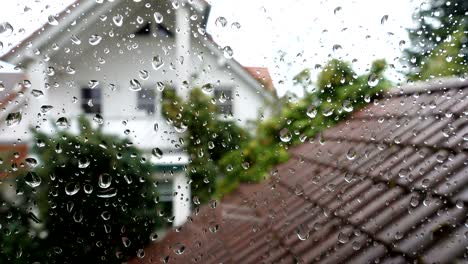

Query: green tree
(0, 116), (165, 263)
(216, 59), (391, 196)
(404, 0), (468, 78)
(162, 88), (249, 203)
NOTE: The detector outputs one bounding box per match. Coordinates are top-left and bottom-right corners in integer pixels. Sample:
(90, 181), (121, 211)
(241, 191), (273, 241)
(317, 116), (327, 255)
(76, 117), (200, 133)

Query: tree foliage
(0, 116), (164, 263)
(162, 88), (249, 203)
(404, 0), (468, 79)
(216, 59), (391, 196)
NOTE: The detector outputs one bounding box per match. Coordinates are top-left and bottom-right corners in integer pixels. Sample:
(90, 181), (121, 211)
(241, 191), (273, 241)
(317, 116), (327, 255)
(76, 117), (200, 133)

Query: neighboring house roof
(244, 66), (276, 95)
(130, 78), (468, 264)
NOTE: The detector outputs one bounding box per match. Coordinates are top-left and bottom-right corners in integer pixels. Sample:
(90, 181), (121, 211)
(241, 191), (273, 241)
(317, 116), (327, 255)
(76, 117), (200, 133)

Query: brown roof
(131, 78), (468, 263)
(244, 67), (275, 94)
(132, 80), (468, 263)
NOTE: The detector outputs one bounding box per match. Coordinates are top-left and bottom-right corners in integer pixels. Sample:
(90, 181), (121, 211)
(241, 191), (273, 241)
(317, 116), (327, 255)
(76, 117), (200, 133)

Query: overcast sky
(0, 0), (419, 95)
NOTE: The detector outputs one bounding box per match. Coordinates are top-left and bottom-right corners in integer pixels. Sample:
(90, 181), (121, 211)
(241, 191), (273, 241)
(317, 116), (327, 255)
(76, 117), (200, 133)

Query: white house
(0, 0), (275, 226)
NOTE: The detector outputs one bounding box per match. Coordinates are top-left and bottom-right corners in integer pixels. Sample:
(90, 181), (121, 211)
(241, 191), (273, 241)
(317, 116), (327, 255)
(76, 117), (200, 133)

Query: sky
(0, 0), (420, 96)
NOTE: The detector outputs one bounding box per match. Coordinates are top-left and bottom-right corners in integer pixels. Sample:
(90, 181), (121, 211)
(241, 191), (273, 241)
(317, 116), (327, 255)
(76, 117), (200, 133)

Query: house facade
(0, 0), (275, 226)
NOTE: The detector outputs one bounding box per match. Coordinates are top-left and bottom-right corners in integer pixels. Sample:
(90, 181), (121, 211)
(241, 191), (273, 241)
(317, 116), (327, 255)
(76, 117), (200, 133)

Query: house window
(81, 88), (101, 114)
(157, 24), (173, 38)
(214, 88), (233, 115)
(135, 22), (151, 36)
(137, 88), (156, 114)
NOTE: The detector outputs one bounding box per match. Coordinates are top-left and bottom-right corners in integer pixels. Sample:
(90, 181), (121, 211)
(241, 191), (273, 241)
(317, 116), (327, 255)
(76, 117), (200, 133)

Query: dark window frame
(81, 88), (102, 114)
(137, 88), (156, 115)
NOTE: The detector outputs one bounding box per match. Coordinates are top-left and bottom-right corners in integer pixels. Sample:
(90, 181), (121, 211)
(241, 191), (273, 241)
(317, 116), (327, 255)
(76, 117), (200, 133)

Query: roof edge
(387, 77), (468, 96)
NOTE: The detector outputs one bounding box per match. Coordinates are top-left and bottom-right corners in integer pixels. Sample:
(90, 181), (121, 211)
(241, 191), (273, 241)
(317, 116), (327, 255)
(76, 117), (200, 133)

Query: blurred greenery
(404, 0), (468, 79)
(162, 59), (391, 198)
(215, 59), (391, 196)
(0, 116), (165, 263)
(162, 88), (249, 203)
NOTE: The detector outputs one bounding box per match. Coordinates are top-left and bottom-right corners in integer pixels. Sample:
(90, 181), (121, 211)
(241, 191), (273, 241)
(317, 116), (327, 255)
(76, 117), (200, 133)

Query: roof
(244, 67), (276, 95)
(130, 77), (468, 264)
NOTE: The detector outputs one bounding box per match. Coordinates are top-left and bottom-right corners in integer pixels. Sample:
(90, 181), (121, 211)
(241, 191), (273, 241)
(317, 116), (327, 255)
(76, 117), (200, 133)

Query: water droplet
(56, 117), (70, 129)
(322, 107), (334, 117)
(174, 123), (187, 133)
(346, 148), (357, 160)
(93, 114), (104, 125)
(96, 188), (117, 198)
(333, 6), (342, 15)
(40, 105), (53, 113)
(381, 15), (389, 25)
(215, 16), (227, 27)
(231, 22), (241, 29)
(101, 211), (111, 220)
(0, 22), (14, 37)
(367, 73), (379, 87)
(31, 89), (44, 98)
(139, 70), (149, 80)
(342, 100), (353, 112)
(152, 55), (164, 70)
(99, 173), (112, 188)
(89, 34), (102, 46)
(296, 224), (310, 240)
(152, 147), (163, 159)
(113, 14), (123, 26)
(279, 128), (292, 142)
(48, 15), (59, 26)
(6, 112), (22, 126)
(129, 79), (142, 91)
(306, 105), (317, 118)
(153, 12), (163, 24)
(25, 157), (38, 168)
(122, 237), (131, 247)
(338, 231), (350, 244)
(78, 157), (90, 168)
(201, 83), (214, 93)
(24, 172), (41, 188)
(70, 35), (81, 45)
(332, 44), (342, 52)
(223, 46), (233, 59)
(173, 243), (185, 255)
(150, 232), (158, 241)
(65, 182), (80, 196)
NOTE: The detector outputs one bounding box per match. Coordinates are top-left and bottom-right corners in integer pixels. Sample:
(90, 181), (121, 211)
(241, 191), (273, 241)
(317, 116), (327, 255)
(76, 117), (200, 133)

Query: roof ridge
(387, 77), (468, 96)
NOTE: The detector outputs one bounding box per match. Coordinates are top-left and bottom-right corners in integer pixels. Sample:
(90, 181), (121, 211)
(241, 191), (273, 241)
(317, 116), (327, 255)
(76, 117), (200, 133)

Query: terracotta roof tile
(130, 78), (468, 263)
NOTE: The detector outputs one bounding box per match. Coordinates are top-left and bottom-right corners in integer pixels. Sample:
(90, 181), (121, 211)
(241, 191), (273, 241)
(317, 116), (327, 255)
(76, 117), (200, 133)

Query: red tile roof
(244, 67), (276, 94)
(131, 78), (468, 263)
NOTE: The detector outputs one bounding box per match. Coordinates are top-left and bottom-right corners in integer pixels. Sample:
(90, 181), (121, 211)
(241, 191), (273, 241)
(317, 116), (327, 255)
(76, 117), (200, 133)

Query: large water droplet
(113, 14), (123, 27)
(89, 34), (102, 46)
(99, 173), (112, 189)
(152, 148), (163, 159)
(215, 16), (227, 27)
(24, 172), (41, 188)
(71, 35), (81, 45)
(48, 15), (59, 26)
(306, 105), (317, 118)
(78, 157), (90, 168)
(56, 117), (70, 129)
(279, 128), (292, 143)
(129, 79), (142, 91)
(6, 112), (22, 126)
(0, 23), (14, 37)
(381, 15), (389, 25)
(367, 73), (379, 87)
(296, 224), (310, 241)
(152, 55), (164, 70)
(152, 12), (163, 24)
(223, 46), (233, 59)
(65, 182), (80, 196)
(201, 83), (213, 93)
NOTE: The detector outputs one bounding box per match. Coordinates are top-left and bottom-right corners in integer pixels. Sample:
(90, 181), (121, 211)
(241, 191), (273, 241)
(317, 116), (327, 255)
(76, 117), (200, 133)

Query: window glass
(1, 0), (468, 263)
(81, 88), (101, 114)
